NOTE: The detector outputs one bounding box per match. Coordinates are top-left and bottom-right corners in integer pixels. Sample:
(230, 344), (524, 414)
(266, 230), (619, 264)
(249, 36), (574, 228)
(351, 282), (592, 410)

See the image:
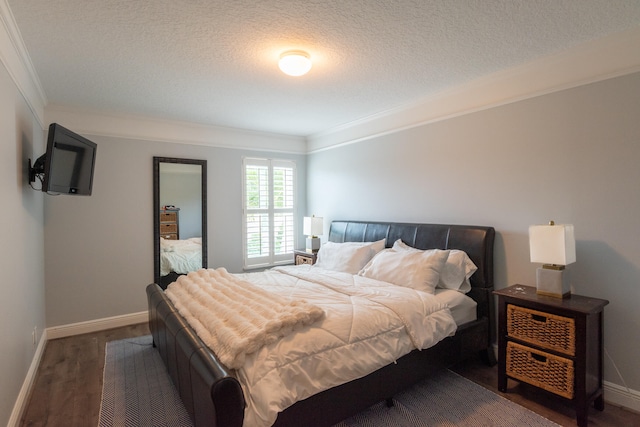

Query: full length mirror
(153, 157), (207, 289)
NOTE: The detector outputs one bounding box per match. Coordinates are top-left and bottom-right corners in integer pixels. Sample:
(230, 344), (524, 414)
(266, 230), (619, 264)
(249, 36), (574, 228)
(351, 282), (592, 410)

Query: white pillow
(358, 247), (450, 294)
(392, 240), (477, 293)
(438, 250), (477, 293)
(315, 239), (386, 274)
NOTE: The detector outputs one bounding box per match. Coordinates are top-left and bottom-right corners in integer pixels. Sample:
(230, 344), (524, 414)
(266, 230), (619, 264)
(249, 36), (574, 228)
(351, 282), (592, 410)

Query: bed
(146, 220), (495, 427)
(160, 237), (203, 276)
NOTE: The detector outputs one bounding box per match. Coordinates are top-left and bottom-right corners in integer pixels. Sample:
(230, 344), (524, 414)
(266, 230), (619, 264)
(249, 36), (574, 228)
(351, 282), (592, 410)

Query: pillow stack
(312, 238), (477, 294)
(358, 241), (449, 294)
(390, 240), (477, 293)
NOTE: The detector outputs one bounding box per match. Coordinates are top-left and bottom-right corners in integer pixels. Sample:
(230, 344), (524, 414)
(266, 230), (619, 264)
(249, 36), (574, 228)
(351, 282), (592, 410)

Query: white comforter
(160, 237), (202, 276)
(232, 265), (457, 427)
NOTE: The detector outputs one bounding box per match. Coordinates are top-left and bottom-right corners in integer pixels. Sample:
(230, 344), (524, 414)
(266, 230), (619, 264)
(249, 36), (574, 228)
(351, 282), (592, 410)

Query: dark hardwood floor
(20, 323), (640, 427)
(20, 323), (150, 427)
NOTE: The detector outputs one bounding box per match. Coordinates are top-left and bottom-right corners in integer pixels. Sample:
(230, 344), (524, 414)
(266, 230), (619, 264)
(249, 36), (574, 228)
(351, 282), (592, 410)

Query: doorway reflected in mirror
(153, 157), (207, 289)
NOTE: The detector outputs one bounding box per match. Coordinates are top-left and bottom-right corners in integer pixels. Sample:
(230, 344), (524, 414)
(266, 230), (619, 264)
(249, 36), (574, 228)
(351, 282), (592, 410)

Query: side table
(294, 249), (317, 265)
(494, 285), (608, 427)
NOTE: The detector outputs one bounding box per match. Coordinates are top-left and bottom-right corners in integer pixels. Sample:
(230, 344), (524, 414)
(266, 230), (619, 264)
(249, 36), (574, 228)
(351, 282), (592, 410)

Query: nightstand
(159, 208), (180, 240)
(494, 285), (608, 427)
(294, 249), (317, 265)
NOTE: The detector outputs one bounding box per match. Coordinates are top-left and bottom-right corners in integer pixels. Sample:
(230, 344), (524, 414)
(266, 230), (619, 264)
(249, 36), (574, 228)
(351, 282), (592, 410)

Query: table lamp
(303, 216), (323, 252)
(529, 221), (576, 298)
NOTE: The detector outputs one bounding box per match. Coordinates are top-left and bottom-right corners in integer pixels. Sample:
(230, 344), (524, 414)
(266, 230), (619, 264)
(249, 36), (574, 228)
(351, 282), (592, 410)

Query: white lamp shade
(303, 216), (323, 236)
(529, 223), (576, 265)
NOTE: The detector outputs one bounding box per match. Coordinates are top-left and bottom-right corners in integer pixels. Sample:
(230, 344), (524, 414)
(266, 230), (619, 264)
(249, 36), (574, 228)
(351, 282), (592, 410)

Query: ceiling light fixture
(278, 50), (312, 76)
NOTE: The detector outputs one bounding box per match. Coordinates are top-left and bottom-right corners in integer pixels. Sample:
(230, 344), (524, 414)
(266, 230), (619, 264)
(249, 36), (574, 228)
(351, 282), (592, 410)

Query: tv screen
(30, 123), (97, 195)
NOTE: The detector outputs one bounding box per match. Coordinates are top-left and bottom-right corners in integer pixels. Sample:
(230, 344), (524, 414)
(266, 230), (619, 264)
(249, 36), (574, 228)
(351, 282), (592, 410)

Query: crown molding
(0, 0), (46, 127)
(45, 105), (307, 154)
(307, 26), (640, 153)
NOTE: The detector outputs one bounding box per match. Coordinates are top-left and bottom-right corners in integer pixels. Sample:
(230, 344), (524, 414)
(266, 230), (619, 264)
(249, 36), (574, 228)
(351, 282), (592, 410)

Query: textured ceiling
(7, 0), (640, 137)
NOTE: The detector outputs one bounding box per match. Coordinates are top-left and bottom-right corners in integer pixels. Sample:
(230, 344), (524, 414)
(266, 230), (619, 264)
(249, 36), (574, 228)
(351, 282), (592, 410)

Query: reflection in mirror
(153, 157), (207, 289)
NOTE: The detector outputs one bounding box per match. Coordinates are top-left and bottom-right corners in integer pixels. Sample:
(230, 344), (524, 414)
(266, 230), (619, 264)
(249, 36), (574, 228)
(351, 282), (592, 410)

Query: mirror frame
(153, 156), (208, 288)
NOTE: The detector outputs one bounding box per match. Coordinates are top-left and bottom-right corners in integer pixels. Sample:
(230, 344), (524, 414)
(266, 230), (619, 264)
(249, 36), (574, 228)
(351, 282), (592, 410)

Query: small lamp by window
(303, 216), (323, 252)
(529, 221), (576, 298)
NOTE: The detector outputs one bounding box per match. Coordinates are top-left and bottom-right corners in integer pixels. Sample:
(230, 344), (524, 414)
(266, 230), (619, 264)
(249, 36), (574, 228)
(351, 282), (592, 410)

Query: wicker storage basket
(296, 255), (314, 265)
(506, 341), (574, 399)
(160, 223), (178, 233)
(160, 212), (177, 222)
(507, 304), (575, 356)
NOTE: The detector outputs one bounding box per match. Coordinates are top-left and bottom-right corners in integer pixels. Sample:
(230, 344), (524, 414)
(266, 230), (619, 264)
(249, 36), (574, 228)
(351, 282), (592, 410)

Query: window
(242, 157), (296, 269)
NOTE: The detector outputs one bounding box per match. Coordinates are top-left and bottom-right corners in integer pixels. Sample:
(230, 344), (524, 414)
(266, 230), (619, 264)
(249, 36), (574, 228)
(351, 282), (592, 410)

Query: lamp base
(306, 237), (320, 252)
(536, 267), (571, 298)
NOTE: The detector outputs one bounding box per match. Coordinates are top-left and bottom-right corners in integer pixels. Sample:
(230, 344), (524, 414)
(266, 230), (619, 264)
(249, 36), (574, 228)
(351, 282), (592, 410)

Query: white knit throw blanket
(165, 268), (324, 369)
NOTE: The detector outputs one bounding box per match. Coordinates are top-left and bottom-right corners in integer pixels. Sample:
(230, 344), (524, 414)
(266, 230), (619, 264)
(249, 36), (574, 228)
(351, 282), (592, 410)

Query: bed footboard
(147, 283), (245, 427)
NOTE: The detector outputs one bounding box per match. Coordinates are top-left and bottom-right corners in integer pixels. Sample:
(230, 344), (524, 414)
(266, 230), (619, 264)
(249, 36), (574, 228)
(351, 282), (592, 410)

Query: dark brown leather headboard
(328, 220), (495, 321)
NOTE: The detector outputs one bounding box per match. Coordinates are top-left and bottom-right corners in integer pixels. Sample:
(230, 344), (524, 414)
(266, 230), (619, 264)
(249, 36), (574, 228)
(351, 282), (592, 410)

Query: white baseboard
(7, 329), (48, 427)
(46, 311), (148, 340)
(604, 381), (640, 413)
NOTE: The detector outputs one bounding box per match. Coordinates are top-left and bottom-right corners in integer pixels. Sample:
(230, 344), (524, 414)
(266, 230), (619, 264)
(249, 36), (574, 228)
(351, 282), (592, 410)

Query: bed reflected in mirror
(153, 157), (207, 289)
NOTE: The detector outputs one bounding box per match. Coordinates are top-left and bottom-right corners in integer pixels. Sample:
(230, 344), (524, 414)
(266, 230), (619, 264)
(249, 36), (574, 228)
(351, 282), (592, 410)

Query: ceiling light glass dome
(278, 51), (312, 76)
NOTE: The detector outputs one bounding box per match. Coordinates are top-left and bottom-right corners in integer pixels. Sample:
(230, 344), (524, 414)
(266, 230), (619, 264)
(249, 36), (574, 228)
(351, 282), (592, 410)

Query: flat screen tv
(29, 123), (97, 195)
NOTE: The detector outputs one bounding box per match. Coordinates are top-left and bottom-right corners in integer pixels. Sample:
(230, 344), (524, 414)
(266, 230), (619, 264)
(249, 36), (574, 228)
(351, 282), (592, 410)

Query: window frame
(242, 157), (296, 269)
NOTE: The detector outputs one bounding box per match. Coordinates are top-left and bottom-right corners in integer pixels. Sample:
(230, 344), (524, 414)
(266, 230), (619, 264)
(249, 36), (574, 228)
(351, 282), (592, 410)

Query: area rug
(99, 335), (560, 427)
(99, 335), (193, 427)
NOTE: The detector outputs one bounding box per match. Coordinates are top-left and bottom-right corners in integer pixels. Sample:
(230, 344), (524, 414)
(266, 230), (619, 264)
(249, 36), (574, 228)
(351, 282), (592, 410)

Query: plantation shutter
(243, 158), (296, 269)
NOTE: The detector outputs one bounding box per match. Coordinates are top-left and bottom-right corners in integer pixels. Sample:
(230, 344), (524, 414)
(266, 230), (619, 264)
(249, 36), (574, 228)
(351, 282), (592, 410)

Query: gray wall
(44, 137), (306, 327)
(307, 72), (640, 392)
(0, 64), (46, 425)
